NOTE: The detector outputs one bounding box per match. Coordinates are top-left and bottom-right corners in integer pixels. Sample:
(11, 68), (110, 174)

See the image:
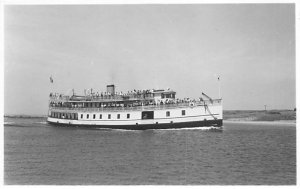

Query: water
(4, 117), (296, 185)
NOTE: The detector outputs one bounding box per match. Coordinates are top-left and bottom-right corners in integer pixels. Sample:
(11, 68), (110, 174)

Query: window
(182, 110), (186, 116)
(99, 114), (102, 119)
(166, 111), (170, 117)
(117, 114), (120, 119)
(108, 114), (111, 119)
(142, 111), (154, 119)
(81, 114), (83, 119)
(93, 114), (96, 119)
(87, 114), (89, 119)
(127, 114), (130, 119)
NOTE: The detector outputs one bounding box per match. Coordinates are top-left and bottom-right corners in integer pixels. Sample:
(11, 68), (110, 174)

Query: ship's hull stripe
(47, 119), (223, 130)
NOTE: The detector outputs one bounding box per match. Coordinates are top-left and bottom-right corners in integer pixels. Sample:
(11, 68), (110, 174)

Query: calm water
(4, 117), (296, 185)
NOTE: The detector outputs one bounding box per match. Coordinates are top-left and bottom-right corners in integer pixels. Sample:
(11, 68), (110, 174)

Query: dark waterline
(4, 117), (296, 185)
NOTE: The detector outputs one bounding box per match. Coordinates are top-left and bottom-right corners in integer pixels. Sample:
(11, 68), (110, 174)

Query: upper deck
(49, 92), (157, 102)
(49, 86), (176, 102)
(49, 84), (221, 112)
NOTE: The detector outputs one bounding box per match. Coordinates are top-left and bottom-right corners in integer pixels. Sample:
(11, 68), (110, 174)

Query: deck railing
(49, 94), (155, 102)
(49, 100), (222, 112)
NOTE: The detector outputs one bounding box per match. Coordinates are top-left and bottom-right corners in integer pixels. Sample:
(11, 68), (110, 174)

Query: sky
(4, 4), (295, 115)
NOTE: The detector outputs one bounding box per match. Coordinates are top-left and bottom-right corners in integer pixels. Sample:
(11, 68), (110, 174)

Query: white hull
(47, 104), (222, 129)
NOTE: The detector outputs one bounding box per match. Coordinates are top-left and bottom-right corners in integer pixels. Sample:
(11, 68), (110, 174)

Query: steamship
(47, 85), (223, 130)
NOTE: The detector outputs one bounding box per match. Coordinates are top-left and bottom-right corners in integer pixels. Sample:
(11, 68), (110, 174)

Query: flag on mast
(50, 76), (53, 83)
(218, 75), (221, 98)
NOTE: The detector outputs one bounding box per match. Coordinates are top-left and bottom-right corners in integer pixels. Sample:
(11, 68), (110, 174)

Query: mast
(218, 75), (221, 99)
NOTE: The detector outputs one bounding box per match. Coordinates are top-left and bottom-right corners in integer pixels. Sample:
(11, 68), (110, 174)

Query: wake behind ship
(47, 85), (222, 130)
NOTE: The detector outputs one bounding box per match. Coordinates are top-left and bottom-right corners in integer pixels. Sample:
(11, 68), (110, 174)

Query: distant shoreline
(4, 115), (47, 118)
(224, 120), (296, 126)
(223, 109), (296, 122)
(4, 109), (296, 123)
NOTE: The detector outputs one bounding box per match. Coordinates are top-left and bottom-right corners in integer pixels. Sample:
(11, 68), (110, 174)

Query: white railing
(49, 94), (154, 102)
(49, 100), (222, 112)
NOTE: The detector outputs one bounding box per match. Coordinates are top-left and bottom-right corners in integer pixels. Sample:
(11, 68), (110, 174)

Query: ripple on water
(4, 117), (296, 185)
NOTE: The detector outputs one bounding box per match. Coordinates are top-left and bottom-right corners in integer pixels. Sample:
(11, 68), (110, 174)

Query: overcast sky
(4, 4), (295, 115)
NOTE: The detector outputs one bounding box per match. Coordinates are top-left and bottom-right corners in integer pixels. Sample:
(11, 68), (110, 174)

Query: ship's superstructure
(47, 85), (222, 130)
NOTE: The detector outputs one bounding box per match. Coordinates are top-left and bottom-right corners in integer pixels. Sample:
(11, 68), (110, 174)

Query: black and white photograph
(3, 1), (297, 185)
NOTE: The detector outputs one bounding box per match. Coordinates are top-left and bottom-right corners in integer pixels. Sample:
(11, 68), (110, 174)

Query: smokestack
(107, 84), (115, 95)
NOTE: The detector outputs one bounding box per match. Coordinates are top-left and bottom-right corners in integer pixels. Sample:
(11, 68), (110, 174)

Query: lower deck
(47, 104), (222, 130)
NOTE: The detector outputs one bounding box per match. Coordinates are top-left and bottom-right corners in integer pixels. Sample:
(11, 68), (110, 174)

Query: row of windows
(50, 112), (78, 120)
(161, 93), (175, 99)
(50, 110), (186, 120)
(166, 110), (185, 117)
(81, 113), (131, 120)
(79, 110), (186, 120)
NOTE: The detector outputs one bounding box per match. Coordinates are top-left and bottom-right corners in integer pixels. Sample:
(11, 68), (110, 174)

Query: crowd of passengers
(85, 89), (161, 100)
(50, 89), (170, 100)
(97, 89), (154, 97)
(49, 97), (207, 108)
(50, 93), (67, 98)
